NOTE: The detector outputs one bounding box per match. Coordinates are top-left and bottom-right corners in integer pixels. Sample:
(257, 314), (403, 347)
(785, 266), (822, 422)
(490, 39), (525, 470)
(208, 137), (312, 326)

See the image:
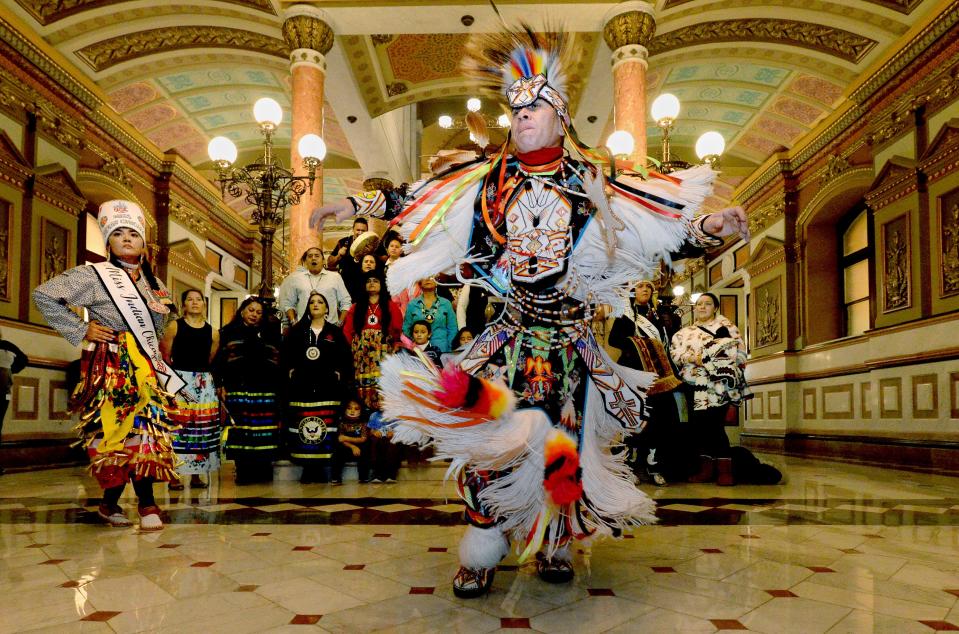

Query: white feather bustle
(560, 164), (716, 317)
(459, 525), (510, 570)
(385, 179), (480, 298)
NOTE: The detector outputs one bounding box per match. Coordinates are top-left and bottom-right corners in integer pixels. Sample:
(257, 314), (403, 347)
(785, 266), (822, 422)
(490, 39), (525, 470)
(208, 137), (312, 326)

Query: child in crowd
(332, 397), (370, 484)
(441, 327), (475, 366)
(410, 320), (442, 367)
(367, 409), (402, 483)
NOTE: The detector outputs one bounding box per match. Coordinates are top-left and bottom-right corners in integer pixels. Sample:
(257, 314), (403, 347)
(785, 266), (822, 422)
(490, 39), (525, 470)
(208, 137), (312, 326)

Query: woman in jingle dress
(282, 291), (353, 483)
(34, 200), (180, 530)
(341, 271), (403, 411)
(161, 289), (220, 490)
(215, 297), (282, 484)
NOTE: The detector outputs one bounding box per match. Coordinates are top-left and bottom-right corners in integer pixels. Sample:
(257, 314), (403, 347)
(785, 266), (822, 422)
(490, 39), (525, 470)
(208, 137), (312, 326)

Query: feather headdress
(463, 23), (573, 123)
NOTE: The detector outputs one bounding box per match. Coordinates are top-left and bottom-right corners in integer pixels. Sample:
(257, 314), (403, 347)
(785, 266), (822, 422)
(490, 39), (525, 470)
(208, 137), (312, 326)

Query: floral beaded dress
(352, 149), (722, 551)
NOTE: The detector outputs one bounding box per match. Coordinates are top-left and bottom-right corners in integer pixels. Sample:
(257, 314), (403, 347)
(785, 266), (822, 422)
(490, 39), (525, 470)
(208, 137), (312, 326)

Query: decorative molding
(803, 388), (817, 420)
(33, 165), (85, 217)
(861, 382), (872, 419)
(951, 372), (959, 418)
(75, 27), (288, 72)
(0, 15), (100, 109)
(879, 377), (903, 419)
(865, 158), (918, 210)
(819, 154), (851, 187)
(101, 155), (132, 189)
(649, 19), (877, 63)
(664, 0), (921, 14)
(0, 131), (32, 189)
(911, 374), (939, 419)
(0, 65), (84, 154)
(747, 194), (785, 235)
(767, 389), (783, 419)
(169, 193), (211, 236)
(168, 239), (214, 281)
(822, 384), (855, 420)
(745, 236), (785, 277)
(14, 0), (275, 25)
(12, 376), (39, 420)
(47, 379), (70, 421)
(850, 2), (959, 104)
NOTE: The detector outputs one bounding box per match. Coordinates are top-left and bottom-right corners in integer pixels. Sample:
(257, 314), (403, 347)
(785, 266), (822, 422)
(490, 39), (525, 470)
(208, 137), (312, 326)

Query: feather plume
(462, 21), (572, 104)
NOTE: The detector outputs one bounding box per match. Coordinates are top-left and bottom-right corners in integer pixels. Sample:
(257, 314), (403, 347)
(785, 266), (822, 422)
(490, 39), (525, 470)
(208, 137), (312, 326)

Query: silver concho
(298, 416), (328, 443)
(305, 346), (320, 360)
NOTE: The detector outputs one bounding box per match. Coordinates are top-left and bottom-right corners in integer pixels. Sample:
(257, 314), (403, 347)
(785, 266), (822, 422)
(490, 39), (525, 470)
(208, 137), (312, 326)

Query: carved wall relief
(881, 214), (911, 312)
(40, 218), (69, 283)
(939, 188), (959, 298)
(755, 277), (782, 348)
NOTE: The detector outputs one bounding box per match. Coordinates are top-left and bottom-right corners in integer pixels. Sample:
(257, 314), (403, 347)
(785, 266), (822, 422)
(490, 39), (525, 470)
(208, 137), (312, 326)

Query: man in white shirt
(278, 247), (352, 329)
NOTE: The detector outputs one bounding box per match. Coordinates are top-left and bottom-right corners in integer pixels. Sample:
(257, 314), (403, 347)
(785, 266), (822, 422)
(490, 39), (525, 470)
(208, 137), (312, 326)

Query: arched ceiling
(1, 0), (945, 222)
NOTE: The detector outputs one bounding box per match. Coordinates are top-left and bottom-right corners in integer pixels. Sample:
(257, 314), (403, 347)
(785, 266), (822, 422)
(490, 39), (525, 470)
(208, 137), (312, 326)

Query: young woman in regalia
(34, 200), (182, 531)
(313, 26), (750, 598)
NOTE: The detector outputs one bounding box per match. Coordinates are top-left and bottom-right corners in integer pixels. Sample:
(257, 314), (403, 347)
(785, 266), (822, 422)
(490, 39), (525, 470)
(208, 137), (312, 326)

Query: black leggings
(102, 477), (156, 508)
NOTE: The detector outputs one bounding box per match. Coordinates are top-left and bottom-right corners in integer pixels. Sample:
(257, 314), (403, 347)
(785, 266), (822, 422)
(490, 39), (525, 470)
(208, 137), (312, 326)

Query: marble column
(283, 5), (334, 269)
(603, 1), (656, 165)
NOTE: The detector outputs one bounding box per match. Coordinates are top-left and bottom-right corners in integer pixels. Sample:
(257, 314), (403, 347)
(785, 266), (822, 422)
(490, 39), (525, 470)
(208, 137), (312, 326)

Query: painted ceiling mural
(1, 0), (942, 221)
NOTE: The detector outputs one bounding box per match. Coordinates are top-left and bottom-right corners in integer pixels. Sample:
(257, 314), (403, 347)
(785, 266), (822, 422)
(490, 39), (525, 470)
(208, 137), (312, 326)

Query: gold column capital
(603, 2), (656, 51)
(282, 6), (334, 55)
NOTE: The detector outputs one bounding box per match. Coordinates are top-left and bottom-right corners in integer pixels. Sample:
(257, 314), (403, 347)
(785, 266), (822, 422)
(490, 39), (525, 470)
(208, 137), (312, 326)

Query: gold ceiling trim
(649, 19), (878, 64)
(46, 5), (282, 47)
(13, 0), (276, 26)
(663, 0), (922, 16)
(75, 26), (288, 73)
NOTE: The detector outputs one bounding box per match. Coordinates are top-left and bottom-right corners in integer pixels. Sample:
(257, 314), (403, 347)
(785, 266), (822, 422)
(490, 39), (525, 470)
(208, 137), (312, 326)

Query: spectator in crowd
(404, 277), (457, 353)
(409, 319), (442, 367)
(281, 291), (353, 484)
(0, 327), (27, 475)
(342, 271), (403, 410)
(161, 289), (220, 490)
(278, 247), (351, 330)
(332, 396), (370, 484)
(670, 293), (748, 484)
(215, 297), (282, 484)
(441, 327), (476, 366)
(367, 409), (401, 483)
(608, 281), (690, 485)
(336, 217), (369, 300)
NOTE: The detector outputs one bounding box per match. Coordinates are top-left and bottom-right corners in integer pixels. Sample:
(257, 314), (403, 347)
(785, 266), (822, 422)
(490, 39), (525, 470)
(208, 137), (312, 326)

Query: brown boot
(688, 456), (716, 483)
(716, 457), (735, 486)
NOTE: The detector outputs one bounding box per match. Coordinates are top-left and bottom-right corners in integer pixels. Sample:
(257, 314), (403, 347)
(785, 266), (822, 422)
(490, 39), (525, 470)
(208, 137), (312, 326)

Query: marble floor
(1, 455), (958, 633)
